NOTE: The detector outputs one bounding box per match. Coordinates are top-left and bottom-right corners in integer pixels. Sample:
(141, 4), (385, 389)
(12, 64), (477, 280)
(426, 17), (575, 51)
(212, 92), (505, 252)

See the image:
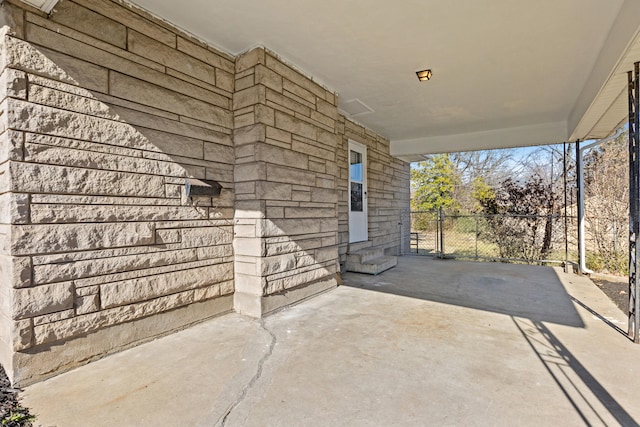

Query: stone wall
(0, 0), (410, 386)
(337, 118), (411, 265)
(233, 48), (340, 316)
(0, 0), (236, 385)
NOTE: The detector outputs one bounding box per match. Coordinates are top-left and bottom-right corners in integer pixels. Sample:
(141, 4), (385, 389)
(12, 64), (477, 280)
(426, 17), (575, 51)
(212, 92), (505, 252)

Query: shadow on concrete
(570, 296), (631, 340)
(342, 256), (584, 327)
(513, 317), (639, 426)
(343, 256), (639, 425)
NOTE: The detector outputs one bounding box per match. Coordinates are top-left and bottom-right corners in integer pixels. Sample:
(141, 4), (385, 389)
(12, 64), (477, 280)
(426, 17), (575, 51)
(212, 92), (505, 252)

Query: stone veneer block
(13, 282), (74, 319)
(10, 223), (156, 256)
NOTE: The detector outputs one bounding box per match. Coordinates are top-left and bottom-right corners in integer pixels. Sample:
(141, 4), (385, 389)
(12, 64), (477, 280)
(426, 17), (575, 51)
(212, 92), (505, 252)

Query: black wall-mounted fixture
(185, 178), (222, 198)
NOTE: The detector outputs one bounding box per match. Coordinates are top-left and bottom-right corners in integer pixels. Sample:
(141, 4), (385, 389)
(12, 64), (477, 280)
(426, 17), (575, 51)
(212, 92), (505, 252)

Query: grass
(411, 229), (500, 259)
(411, 228), (575, 265)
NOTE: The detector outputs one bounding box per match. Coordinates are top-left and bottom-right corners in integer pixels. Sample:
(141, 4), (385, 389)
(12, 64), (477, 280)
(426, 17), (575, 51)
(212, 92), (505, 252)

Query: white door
(349, 141), (368, 243)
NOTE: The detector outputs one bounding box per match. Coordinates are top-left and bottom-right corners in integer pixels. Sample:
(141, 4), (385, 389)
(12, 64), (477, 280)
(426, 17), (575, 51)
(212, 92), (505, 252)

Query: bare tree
(583, 131), (629, 273)
(451, 149), (513, 212)
(478, 176), (561, 262)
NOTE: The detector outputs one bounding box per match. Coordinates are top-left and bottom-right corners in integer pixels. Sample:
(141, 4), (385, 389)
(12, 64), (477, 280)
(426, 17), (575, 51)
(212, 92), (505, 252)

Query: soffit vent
(340, 99), (375, 117)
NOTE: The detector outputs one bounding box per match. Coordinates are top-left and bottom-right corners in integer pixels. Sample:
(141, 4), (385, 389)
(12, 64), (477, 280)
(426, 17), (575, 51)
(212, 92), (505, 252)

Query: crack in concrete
(218, 319), (277, 427)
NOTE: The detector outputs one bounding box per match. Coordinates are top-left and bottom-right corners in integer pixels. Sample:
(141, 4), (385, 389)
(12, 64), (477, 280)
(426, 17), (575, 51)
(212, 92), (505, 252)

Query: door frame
(348, 140), (368, 243)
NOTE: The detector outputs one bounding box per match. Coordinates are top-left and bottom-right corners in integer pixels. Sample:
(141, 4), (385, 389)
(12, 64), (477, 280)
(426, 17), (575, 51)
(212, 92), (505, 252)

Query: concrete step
(348, 241), (373, 253)
(345, 253), (397, 275)
(348, 247), (385, 264)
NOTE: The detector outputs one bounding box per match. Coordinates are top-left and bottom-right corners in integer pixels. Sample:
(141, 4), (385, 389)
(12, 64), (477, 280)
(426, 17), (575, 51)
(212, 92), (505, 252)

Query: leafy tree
(410, 154), (460, 213)
(470, 176), (495, 213)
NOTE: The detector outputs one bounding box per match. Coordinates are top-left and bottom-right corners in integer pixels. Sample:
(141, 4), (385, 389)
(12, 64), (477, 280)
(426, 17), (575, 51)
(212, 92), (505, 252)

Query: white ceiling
(128, 0), (640, 160)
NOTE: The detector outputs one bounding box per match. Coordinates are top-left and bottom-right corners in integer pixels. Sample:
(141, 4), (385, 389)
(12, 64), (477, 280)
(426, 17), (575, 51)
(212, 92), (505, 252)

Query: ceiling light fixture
(416, 69), (432, 82)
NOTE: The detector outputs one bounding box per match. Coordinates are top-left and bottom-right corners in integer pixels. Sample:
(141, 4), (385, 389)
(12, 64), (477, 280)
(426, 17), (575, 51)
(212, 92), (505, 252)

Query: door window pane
(350, 150), (363, 182)
(351, 182), (363, 212)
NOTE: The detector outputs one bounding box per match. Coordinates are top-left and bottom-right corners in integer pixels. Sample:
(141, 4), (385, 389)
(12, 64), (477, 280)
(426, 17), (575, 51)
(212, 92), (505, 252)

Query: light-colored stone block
(255, 104), (275, 126)
(257, 218), (334, 237)
(235, 162), (266, 182)
(28, 84), (114, 119)
(216, 69), (234, 92)
(234, 237), (264, 257)
(13, 281), (74, 319)
(32, 309), (75, 327)
(29, 204), (208, 224)
(129, 30), (217, 86)
(0, 193), (28, 224)
(258, 254), (296, 275)
(236, 48), (265, 73)
(235, 74), (255, 92)
(285, 207), (335, 219)
(235, 124), (266, 145)
(266, 163), (315, 185)
(292, 138), (334, 160)
(11, 222), (155, 256)
(311, 188), (338, 203)
(100, 262), (233, 308)
(0, 68), (26, 99)
(256, 143), (308, 169)
(32, 248), (198, 285)
(267, 265), (336, 294)
(233, 85), (266, 110)
(0, 255), (31, 288)
(234, 112), (255, 129)
(51, 0), (127, 48)
(6, 99), (151, 150)
(265, 53), (328, 101)
(204, 142), (235, 164)
(176, 36), (234, 74)
(255, 181), (292, 200)
(72, 0), (176, 47)
(282, 79), (316, 105)
(3, 34), (109, 92)
(109, 72), (231, 126)
(180, 226), (232, 247)
(11, 319), (32, 351)
(75, 293), (100, 315)
(9, 162), (165, 198)
(156, 229), (181, 244)
(196, 245), (233, 260)
(0, 130), (24, 163)
(255, 65), (283, 92)
(23, 142), (187, 177)
(275, 111), (317, 140)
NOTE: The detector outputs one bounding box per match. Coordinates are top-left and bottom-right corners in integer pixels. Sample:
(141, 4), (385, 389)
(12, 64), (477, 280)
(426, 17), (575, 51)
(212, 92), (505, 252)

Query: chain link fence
(408, 210), (626, 274)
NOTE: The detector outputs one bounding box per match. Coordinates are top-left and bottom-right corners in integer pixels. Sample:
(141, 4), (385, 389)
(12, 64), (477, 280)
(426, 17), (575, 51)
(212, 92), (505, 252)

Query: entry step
(346, 247), (397, 275)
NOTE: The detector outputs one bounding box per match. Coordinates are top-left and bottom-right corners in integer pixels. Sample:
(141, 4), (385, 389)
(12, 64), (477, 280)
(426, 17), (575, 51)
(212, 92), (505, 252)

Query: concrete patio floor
(22, 256), (640, 426)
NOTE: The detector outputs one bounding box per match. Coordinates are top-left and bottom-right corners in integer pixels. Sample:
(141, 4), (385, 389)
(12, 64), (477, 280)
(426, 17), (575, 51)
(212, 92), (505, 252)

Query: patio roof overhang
(128, 0), (640, 161)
